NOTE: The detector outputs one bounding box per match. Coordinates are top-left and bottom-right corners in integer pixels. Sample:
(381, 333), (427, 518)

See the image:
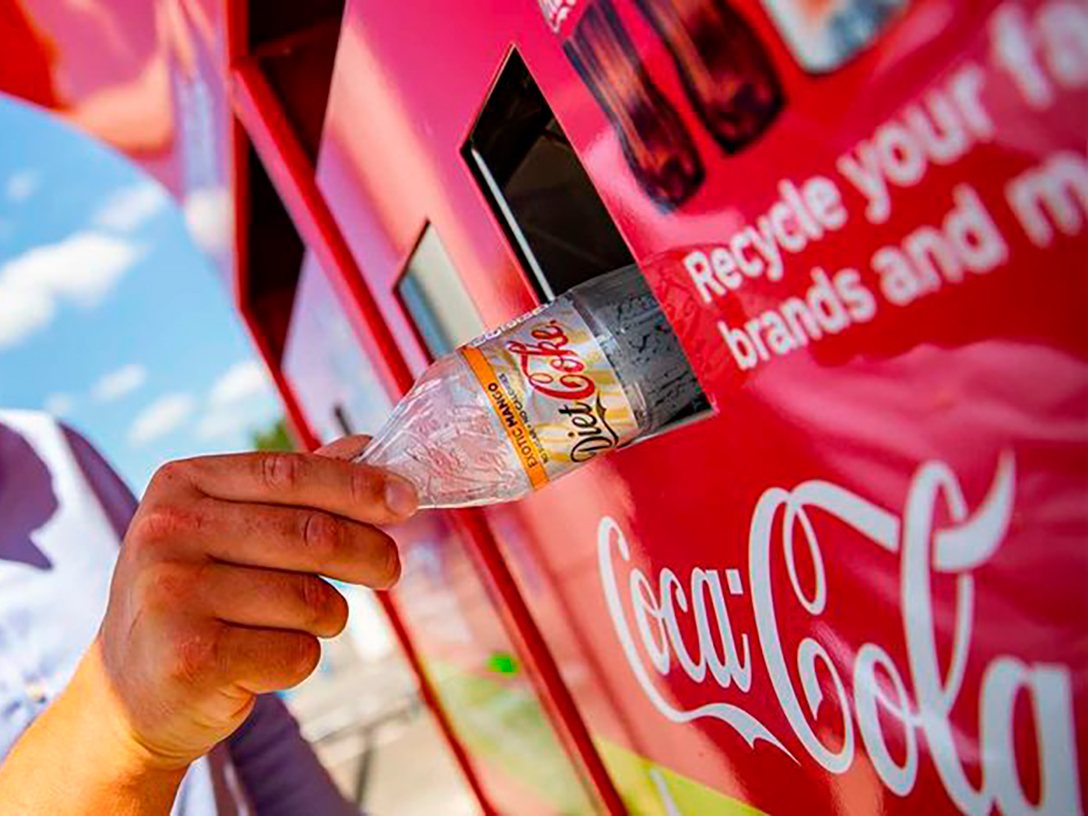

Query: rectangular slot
(397, 226), (486, 360)
(464, 50), (711, 431)
(244, 142), (305, 364)
(463, 50), (635, 302)
(246, 0), (345, 163)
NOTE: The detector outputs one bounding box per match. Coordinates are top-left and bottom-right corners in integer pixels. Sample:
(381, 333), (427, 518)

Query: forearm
(0, 641), (185, 816)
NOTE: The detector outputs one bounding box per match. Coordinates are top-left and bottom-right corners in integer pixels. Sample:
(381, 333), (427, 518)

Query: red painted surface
(314, 0), (1088, 812)
(4, 0), (1086, 813)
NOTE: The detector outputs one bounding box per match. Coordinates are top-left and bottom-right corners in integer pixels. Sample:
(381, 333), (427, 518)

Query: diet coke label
(461, 298), (640, 489)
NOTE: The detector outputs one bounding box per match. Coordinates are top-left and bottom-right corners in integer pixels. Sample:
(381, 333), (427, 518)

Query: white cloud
(6, 170), (39, 202)
(209, 360), (272, 406)
(92, 363), (147, 403)
(194, 360), (275, 441)
(182, 187), (232, 256)
(2, 232), (142, 307)
(195, 410), (250, 441)
(0, 283), (54, 349)
(93, 182), (168, 232)
(43, 393), (75, 417)
(129, 393), (195, 446)
(0, 231), (144, 349)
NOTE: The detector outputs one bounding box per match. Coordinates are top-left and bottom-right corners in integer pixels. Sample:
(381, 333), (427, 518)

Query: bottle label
(460, 299), (640, 488)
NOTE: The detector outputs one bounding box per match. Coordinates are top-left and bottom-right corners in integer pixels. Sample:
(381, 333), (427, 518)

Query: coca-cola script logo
(508, 319), (625, 463)
(598, 454), (1083, 814)
(507, 320), (597, 401)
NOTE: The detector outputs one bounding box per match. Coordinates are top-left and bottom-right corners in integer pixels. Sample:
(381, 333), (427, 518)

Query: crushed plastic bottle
(356, 265), (704, 507)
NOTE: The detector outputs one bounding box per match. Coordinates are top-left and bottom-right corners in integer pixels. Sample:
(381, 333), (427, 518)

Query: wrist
(0, 640), (186, 815)
(66, 639), (192, 780)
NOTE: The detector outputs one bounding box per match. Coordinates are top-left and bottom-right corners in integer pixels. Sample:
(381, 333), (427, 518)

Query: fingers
(102, 441), (415, 767)
(162, 453), (418, 525)
(155, 619), (321, 701)
(149, 499), (401, 588)
(199, 562), (348, 638)
(216, 626), (321, 695)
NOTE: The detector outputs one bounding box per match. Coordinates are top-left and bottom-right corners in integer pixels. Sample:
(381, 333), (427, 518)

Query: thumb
(314, 434), (371, 461)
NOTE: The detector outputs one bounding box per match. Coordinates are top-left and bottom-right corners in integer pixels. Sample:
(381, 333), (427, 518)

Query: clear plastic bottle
(356, 265), (704, 507)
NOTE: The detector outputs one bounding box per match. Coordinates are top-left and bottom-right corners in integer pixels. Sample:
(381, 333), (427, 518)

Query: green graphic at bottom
(426, 659), (766, 815)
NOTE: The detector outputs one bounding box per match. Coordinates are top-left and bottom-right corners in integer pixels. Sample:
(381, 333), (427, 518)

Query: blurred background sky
(0, 92), (283, 492)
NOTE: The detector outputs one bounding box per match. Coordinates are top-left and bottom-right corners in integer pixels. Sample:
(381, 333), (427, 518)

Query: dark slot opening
(247, 0), (345, 163)
(463, 50), (635, 301)
(244, 142), (304, 364)
(238, 4), (345, 362)
(247, 0), (346, 53)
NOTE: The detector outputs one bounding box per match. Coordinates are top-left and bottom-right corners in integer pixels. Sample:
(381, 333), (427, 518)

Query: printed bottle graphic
(633, 0), (784, 153)
(760, 0), (906, 73)
(564, 0), (705, 210)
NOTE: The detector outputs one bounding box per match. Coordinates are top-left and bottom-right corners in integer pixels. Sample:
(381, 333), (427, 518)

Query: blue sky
(0, 93), (283, 492)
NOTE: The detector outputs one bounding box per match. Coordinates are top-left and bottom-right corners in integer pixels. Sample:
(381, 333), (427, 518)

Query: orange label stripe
(461, 347), (550, 489)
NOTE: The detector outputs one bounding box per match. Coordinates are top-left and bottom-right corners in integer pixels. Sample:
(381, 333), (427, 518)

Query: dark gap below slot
(247, 0), (346, 54)
(252, 18), (342, 163)
(244, 142), (304, 365)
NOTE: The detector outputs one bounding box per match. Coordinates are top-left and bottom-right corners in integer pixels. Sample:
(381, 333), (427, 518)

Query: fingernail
(384, 476), (419, 517)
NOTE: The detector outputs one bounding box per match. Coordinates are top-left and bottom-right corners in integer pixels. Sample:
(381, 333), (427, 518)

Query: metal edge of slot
(468, 145), (557, 303)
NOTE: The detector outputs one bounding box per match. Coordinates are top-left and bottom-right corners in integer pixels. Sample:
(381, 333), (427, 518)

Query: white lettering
(1006, 150), (1088, 247)
(598, 454), (1083, 814)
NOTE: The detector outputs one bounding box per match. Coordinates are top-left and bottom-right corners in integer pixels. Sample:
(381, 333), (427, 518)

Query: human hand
(89, 436), (416, 770)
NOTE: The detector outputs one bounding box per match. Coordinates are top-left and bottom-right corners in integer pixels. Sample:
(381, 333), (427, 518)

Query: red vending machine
(303, 0), (1088, 812)
(3, 0), (1085, 812)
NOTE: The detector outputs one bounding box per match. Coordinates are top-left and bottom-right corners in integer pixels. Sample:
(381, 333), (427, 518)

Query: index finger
(171, 452), (418, 525)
